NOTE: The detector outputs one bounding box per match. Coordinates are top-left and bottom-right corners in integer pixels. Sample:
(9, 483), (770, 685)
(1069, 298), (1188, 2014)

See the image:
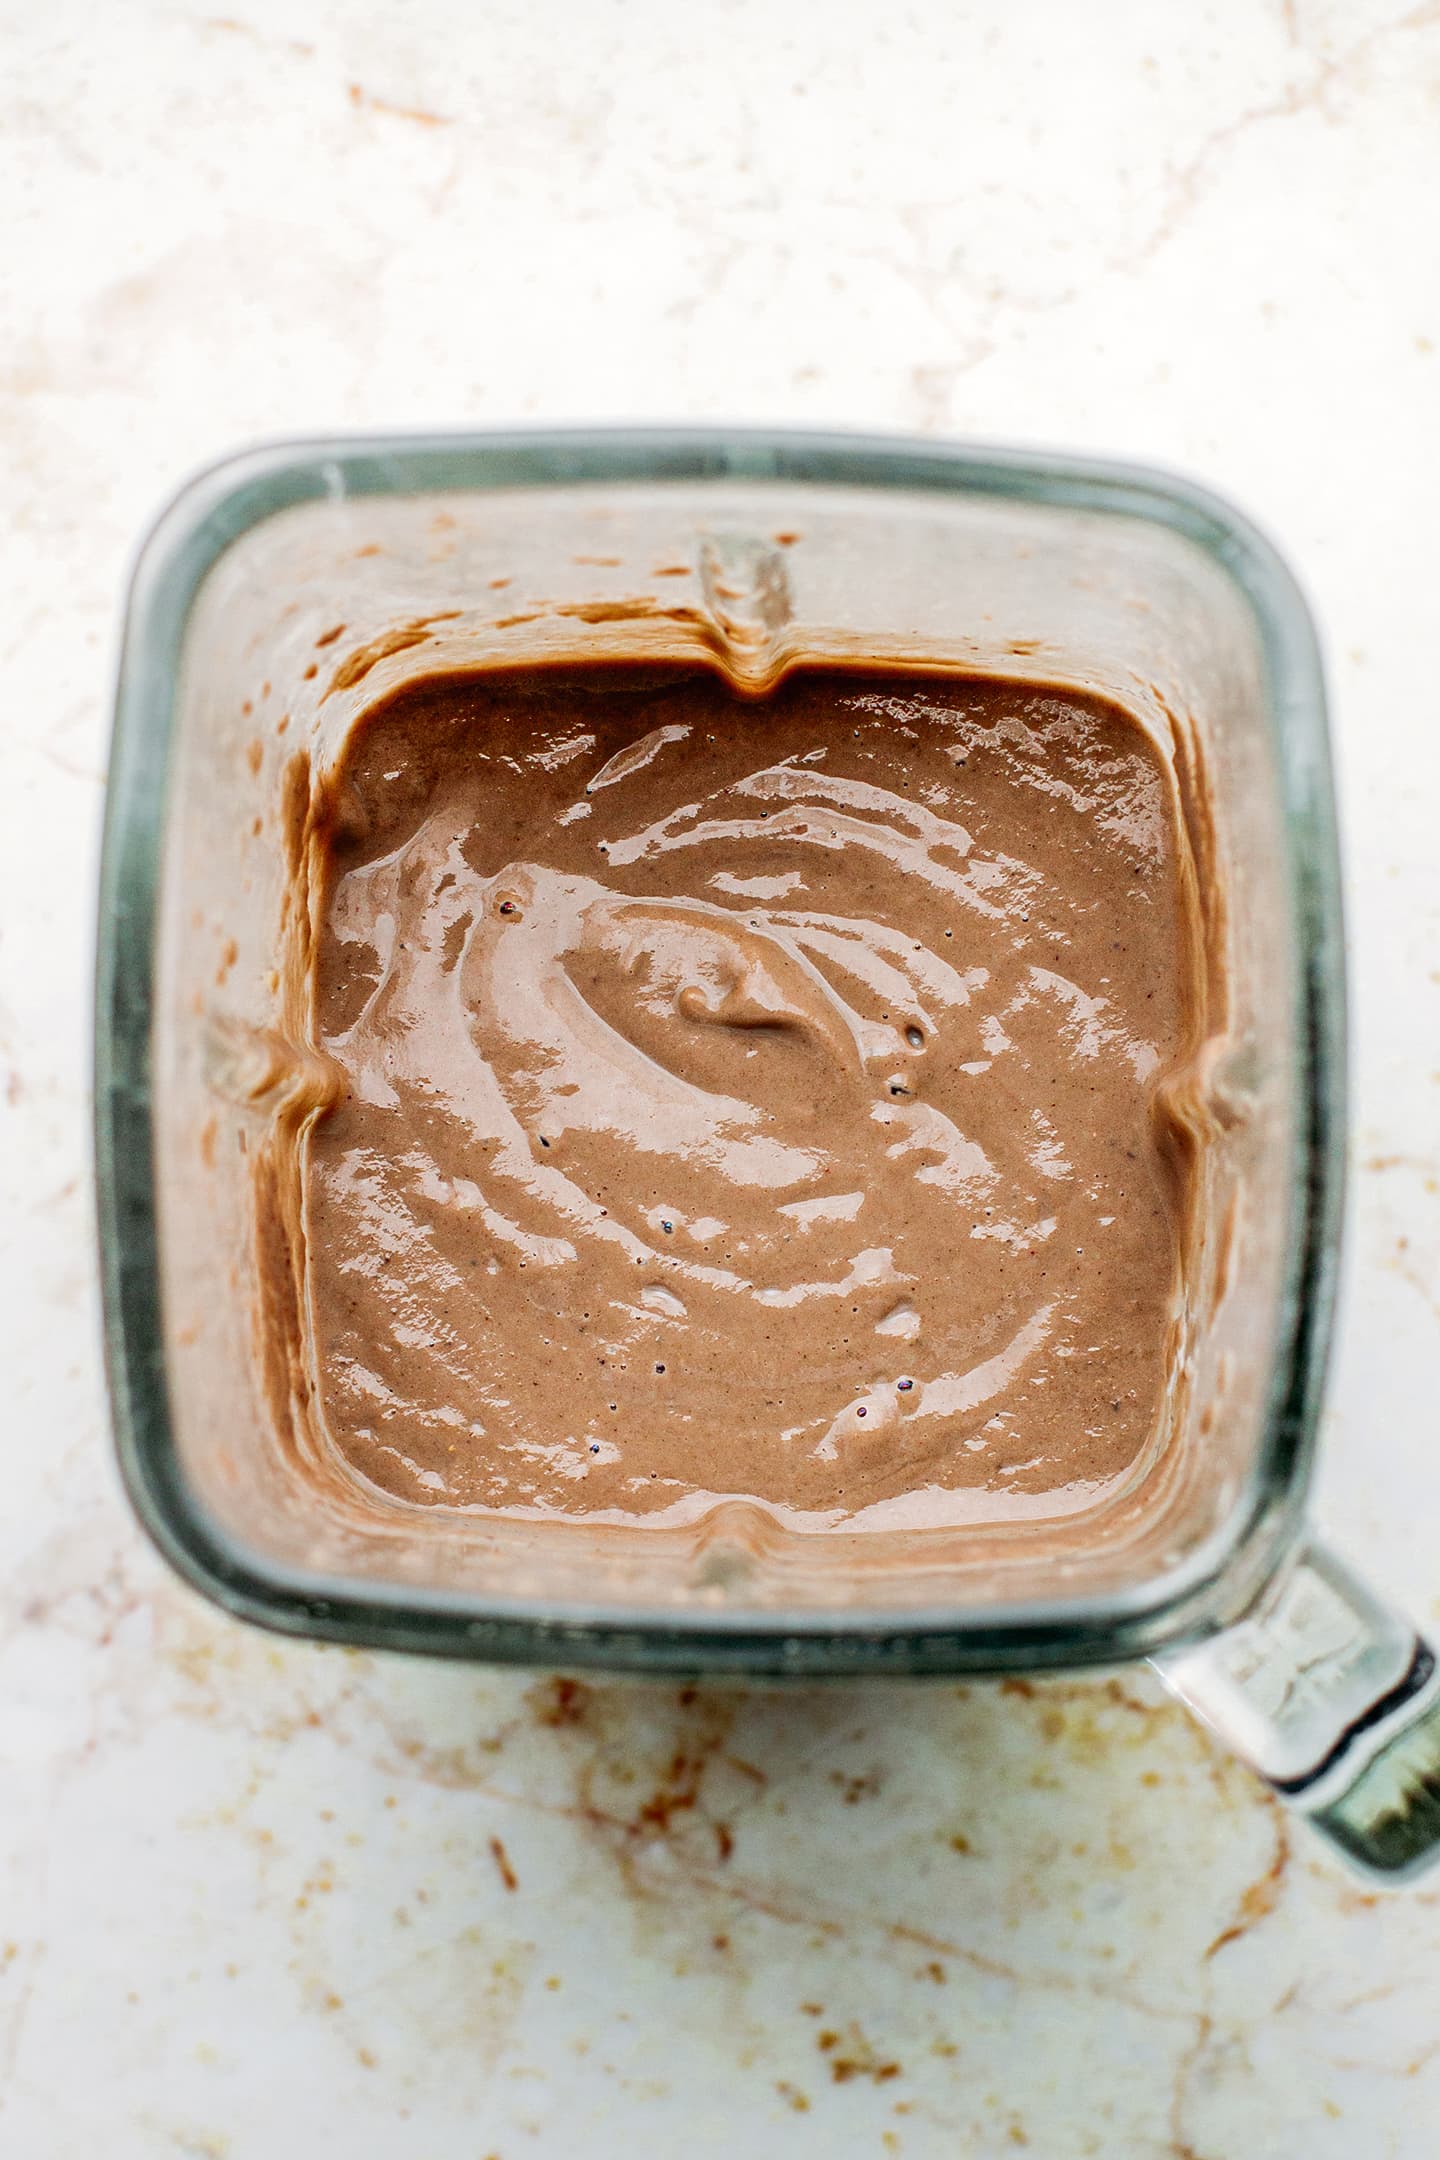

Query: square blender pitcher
(97, 428), (1440, 1880)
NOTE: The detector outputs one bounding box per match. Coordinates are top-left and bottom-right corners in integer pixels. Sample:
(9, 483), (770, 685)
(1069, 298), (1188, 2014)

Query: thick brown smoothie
(300, 665), (1197, 1530)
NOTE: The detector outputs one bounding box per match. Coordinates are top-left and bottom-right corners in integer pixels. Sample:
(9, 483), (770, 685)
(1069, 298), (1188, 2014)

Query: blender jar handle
(1153, 1539), (1440, 1883)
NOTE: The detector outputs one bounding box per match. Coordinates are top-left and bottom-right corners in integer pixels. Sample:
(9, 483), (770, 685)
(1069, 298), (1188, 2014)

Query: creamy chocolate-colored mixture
(299, 665), (1197, 1530)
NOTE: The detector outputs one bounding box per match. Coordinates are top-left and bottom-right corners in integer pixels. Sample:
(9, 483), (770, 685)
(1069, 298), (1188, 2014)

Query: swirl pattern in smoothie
(303, 666), (1194, 1528)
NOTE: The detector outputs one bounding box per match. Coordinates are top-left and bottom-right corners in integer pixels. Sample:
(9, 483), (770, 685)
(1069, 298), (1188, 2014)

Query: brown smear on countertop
(487, 1834), (519, 1892)
(263, 659), (1216, 1539)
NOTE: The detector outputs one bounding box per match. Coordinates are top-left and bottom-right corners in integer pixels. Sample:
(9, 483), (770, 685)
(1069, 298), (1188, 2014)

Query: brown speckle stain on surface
(1204, 1806), (1291, 1959)
(488, 1836), (518, 1892)
(637, 1752), (707, 1835)
(830, 1767), (885, 1805)
(347, 80), (452, 127)
(203, 14), (312, 56)
(245, 738), (263, 775)
(531, 1675), (591, 1728)
(817, 2020), (902, 2085)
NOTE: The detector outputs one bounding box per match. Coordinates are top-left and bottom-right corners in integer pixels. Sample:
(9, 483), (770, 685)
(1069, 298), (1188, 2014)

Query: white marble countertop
(4, 2), (1440, 2153)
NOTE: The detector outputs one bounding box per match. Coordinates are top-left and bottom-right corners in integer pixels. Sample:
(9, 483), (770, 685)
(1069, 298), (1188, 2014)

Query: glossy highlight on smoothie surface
(297, 664), (1198, 1531)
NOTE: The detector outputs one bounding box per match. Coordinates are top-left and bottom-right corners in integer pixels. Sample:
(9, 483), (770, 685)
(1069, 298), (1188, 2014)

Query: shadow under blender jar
(96, 427), (1440, 1881)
